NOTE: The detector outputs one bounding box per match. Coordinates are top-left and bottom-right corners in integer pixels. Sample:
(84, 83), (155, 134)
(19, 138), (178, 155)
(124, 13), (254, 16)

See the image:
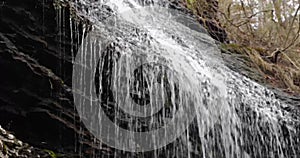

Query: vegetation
(44, 149), (58, 158)
(185, 0), (300, 94)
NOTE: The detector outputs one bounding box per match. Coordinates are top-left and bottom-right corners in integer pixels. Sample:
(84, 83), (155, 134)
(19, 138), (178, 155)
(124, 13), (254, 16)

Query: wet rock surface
(221, 43), (300, 156)
(0, 125), (54, 158)
(0, 0), (97, 156)
(221, 44), (300, 118)
(0, 0), (299, 157)
(0, 0), (185, 157)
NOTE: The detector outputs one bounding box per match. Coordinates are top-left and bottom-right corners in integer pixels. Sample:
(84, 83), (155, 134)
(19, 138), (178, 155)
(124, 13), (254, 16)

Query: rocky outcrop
(0, 0), (195, 157)
(179, 0), (228, 43)
(0, 125), (56, 158)
(0, 0), (299, 157)
(0, 0), (97, 156)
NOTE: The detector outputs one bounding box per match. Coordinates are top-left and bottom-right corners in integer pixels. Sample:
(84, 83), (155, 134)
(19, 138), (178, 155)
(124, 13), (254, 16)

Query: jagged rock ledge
(0, 125), (56, 158)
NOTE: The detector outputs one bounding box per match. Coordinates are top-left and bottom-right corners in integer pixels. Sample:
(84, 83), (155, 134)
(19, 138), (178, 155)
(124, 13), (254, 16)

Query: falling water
(69, 0), (299, 157)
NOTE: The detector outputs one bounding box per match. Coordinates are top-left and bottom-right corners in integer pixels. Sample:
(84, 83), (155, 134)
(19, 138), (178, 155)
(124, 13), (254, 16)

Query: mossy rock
(44, 149), (58, 158)
(219, 43), (267, 83)
(2, 143), (7, 155)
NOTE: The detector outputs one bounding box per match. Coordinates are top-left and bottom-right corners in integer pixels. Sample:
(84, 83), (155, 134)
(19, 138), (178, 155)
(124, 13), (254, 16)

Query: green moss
(186, 0), (195, 4)
(220, 43), (266, 54)
(43, 149), (67, 158)
(220, 43), (246, 55)
(3, 142), (8, 155)
(185, 0), (196, 10)
(220, 43), (241, 49)
(43, 149), (58, 158)
(3, 143), (7, 155)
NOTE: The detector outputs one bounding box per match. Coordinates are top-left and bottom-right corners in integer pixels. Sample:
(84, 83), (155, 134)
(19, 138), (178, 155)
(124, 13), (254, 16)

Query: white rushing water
(69, 0), (299, 157)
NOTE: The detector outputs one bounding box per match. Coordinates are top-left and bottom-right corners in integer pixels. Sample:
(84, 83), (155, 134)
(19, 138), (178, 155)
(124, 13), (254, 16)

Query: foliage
(218, 0), (300, 52)
(186, 0), (300, 94)
(221, 43), (300, 93)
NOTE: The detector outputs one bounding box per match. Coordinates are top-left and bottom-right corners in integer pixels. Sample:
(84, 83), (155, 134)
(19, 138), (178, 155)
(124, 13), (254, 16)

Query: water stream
(70, 0), (299, 157)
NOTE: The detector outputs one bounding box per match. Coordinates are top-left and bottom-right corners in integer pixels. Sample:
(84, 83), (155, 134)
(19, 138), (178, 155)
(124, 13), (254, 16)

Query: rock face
(0, 0), (93, 155)
(0, 0), (299, 157)
(0, 0), (197, 157)
(0, 0), (223, 152)
(0, 125), (55, 158)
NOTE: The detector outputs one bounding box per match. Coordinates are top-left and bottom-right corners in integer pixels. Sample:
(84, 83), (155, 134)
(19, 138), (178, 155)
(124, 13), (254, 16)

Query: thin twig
(283, 5), (300, 50)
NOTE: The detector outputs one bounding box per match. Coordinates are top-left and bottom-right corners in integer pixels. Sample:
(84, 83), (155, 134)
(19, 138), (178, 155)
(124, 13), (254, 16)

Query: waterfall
(70, 0), (299, 157)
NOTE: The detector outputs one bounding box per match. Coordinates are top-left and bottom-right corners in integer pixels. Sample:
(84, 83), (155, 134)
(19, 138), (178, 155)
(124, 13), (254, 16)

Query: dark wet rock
(220, 42), (300, 157)
(220, 44), (300, 108)
(0, 0), (299, 157)
(0, 125), (55, 158)
(0, 0), (226, 155)
(0, 0), (99, 156)
(220, 44), (266, 84)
